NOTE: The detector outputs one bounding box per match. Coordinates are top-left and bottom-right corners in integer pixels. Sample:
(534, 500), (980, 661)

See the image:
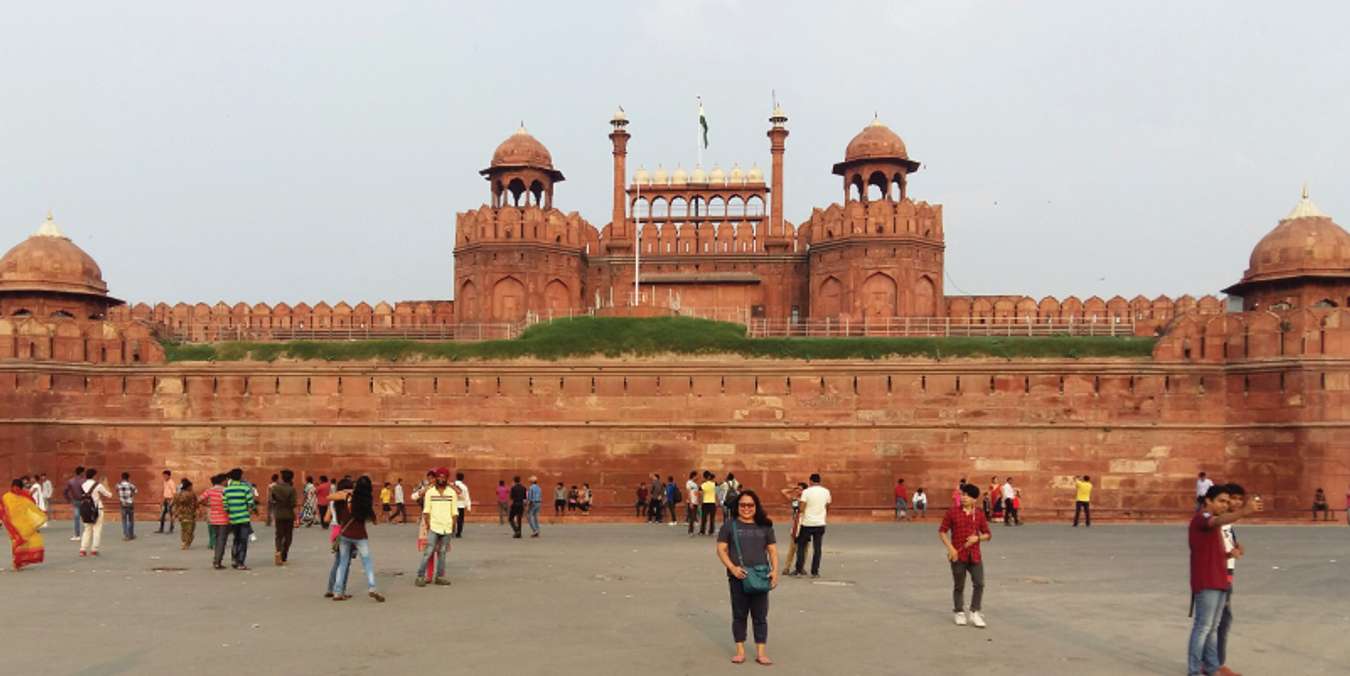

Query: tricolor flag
(698, 98), (709, 149)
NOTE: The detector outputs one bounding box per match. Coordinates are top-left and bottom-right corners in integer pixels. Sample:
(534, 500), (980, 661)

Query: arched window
(51, 310), (74, 319)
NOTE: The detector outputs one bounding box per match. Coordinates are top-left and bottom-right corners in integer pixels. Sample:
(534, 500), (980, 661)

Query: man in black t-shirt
(508, 476), (527, 539)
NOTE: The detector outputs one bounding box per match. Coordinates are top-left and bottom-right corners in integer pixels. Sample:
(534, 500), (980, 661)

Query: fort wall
(4, 308), (1348, 520)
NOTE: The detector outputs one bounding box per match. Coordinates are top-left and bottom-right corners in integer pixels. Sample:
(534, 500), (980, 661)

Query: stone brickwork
(4, 306), (1348, 520)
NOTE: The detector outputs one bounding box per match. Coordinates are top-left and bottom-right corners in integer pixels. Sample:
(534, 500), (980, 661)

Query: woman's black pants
(728, 579), (769, 644)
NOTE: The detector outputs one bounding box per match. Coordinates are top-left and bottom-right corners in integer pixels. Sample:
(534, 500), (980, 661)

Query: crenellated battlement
(945, 294), (1225, 330)
(455, 205), (601, 253)
(106, 299), (457, 341)
(0, 315), (163, 363)
(798, 199), (944, 247)
(1155, 307), (1350, 361)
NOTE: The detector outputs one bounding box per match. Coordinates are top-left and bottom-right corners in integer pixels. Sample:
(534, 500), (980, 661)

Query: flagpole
(696, 96), (703, 169)
(633, 180), (640, 306)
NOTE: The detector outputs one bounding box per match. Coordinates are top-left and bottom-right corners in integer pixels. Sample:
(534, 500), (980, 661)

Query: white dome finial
(1286, 182), (1327, 220)
(35, 211), (65, 238)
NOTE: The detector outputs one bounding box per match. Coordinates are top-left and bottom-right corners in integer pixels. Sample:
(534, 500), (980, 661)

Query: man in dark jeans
(792, 473), (832, 577)
(157, 470), (175, 534)
(270, 469), (297, 566)
(940, 483), (992, 627)
(1072, 475), (1092, 527)
(508, 475), (526, 539)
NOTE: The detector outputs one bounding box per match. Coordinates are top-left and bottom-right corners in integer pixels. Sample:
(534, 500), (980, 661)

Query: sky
(1, 1), (1346, 305)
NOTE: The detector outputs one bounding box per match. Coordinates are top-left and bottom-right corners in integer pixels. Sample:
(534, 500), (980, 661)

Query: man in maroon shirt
(939, 483), (992, 628)
(1188, 484), (1259, 676)
(893, 478), (910, 522)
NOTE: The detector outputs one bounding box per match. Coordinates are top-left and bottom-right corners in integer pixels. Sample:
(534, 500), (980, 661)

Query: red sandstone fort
(1, 107), (1347, 518)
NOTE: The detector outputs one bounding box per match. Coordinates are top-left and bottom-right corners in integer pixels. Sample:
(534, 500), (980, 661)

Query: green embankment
(161, 316), (1156, 362)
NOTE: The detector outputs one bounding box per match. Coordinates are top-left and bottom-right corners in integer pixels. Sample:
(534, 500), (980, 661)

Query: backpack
(79, 482), (99, 524)
(722, 481), (740, 509)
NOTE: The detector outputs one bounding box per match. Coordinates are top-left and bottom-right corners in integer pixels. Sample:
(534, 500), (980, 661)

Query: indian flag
(698, 98), (709, 149)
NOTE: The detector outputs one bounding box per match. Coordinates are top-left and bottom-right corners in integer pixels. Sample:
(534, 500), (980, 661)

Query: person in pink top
(495, 479), (510, 525)
(156, 470), (176, 534)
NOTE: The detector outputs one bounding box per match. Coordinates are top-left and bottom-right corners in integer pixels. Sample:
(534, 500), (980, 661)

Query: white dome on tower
(671, 166), (688, 185)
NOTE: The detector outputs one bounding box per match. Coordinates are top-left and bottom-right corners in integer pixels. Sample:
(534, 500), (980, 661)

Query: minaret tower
(765, 103), (790, 250)
(608, 107), (632, 253)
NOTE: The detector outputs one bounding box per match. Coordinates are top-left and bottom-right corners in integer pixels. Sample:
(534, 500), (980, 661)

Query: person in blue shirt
(526, 476), (543, 537)
(665, 477), (680, 524)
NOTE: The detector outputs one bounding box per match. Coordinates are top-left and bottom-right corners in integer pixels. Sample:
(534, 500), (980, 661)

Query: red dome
(491, 126), (555, 169)
(1241, 198), (1350, 283)
(0, 216), (110, 297)
(844, 120), (910, 163)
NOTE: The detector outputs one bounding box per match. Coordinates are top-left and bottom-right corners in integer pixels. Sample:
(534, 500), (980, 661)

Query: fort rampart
(4, 309), (1347, 521)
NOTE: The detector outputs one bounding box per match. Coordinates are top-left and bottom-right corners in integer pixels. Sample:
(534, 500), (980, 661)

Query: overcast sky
(2, 1), (1346, 305)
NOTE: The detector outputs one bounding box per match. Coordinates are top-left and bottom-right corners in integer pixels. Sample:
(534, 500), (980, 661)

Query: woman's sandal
(755, 657), (773, 666)
(332, 594), (350, 601)
(730, 655), (746, 664)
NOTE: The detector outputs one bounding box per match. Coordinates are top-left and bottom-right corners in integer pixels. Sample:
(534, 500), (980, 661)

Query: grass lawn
(161, 316), (1156, 362)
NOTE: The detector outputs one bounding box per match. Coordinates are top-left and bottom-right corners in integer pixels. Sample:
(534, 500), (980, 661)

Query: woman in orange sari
(3, 478), (48, 570)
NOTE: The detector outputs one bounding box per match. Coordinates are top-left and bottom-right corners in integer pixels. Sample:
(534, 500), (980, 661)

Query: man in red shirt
(893, 478), (910, 521)
(939, 483), (992, 628)
(197, 474), (230, 570)
(1188, 484), (1259, 676)
(316, 476), (332, 527)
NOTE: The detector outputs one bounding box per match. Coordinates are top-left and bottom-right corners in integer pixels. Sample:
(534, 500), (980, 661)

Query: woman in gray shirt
(715, 489), (778, 666)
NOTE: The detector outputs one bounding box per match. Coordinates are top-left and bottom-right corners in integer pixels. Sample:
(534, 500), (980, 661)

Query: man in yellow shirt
(415, 467), (457, 587)
(699, 471), (718, 536)
(380, 483), (393, 522)
(1073, 475), (1092, 527)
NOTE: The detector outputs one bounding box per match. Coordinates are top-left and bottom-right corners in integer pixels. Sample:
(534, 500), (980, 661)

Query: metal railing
(161, 323), (524, 343)
(745, 316), (1137, 338)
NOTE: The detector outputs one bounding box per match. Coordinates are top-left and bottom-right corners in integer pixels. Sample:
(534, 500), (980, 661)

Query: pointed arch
(817, 276), (844, 318)
(861, 272), (898, 319)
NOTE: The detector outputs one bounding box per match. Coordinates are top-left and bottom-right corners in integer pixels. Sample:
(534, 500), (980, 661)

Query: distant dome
(490, 125), (555, 169)
(1241, 190), (1350, 283)
(0, 213), (110, 298)
(653, 166), (669, 184)
(747, 165), (764, 183)
(691, 166), (707, 183)
(671, 166), (688, 185)
(729, 165), (744, 184)
(634, 167), (650, 185)
(844, 118), (910, 163)
(709, 166), (726, 184)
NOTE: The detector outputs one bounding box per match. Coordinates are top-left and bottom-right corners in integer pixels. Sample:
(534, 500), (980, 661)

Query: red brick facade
(3, 113), (1348, 519)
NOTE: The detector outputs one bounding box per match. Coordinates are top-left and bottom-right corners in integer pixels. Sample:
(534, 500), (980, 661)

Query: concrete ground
(6, 516), (1348, 676)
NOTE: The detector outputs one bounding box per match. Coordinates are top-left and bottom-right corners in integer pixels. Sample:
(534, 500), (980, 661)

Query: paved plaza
(7, 518), (1348, 675)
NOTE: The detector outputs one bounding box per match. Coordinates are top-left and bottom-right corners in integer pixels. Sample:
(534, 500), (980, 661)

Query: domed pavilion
(480, 124), (565, 209)
(0, 213), (122, 320)
(1223, 187), (1350, 311)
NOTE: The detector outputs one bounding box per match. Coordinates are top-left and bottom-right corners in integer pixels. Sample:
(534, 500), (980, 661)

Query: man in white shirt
(453, 472), (471, 538)
(790, 473), (832, 578)
(392, 479), (407, 523)
(1000, 478), (1020, 526)
(1196, 472), (1214, 510)
(79, 468), (113, 556)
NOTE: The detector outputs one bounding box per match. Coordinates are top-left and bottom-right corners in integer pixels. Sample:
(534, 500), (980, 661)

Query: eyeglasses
(738, 503), (756, 509)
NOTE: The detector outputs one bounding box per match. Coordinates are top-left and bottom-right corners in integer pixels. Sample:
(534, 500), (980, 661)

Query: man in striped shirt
(200, 474), (230, 569)
(222, 468), (256, 570)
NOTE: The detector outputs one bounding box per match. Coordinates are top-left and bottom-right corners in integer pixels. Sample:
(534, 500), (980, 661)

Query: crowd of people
(0, 465), (1342, 672)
